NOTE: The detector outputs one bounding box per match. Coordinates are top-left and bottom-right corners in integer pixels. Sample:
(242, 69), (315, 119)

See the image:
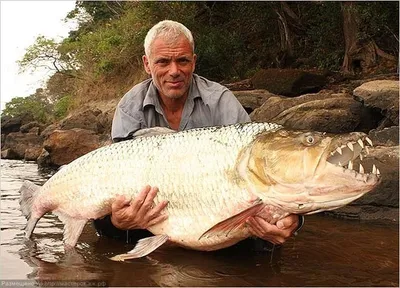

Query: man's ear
(192, 54), (197, 72)
(142, 55), (151, 74)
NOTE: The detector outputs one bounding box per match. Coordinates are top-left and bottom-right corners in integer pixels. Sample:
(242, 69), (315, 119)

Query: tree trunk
(341, 1), (397, 74)
(274, 2), (301, 68)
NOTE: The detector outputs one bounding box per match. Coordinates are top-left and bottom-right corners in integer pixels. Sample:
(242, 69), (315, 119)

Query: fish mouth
(325, 134), (381, 182)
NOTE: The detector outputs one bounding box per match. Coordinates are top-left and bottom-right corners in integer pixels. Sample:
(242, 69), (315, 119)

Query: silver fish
(19, 122), (380, 261)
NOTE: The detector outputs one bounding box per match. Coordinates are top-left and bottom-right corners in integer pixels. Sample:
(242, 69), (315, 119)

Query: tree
(341, 1), (397, 74)
(18, 35), (80, 79)
(1, 89), (53, 123)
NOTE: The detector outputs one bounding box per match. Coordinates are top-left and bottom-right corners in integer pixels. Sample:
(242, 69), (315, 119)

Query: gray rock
(353, 80), (399, 125)
(368, 126), (399, 146)
(2, 131), (43, 159)
(20, 121), (41, 133)
(233, 89), (279, 113)
(1, 148), (19, 159)
(250, 91), (363, 133)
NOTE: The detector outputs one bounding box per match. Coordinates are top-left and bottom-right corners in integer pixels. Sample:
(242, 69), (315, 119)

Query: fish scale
(19, 121), (380, 260)
(41, 123), (277, 241)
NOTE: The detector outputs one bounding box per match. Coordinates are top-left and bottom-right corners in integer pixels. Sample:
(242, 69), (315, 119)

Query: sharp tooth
(348, 160), (353, 170)
(372, 164), (377, 174)
(338, 161), (342, 166)
(366, 137), (373, 146)
(347, 142), (354, 151)
(365, 146), (370, 154)
(377, 168), (381, 175)
(357, 139), (364, 148)
(359, 163), (364, 174)
(360, 154), (363, 160)
(336, 147), (342, 155)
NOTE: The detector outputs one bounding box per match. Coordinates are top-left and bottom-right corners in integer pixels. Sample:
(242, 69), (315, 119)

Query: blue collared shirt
(111, 74), (250, 141)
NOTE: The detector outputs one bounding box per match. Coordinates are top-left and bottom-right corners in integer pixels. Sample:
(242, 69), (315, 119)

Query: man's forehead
(150, 35), (193, 54)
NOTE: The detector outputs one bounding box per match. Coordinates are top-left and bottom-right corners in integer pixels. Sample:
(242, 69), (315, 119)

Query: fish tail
(19, 180), (41, 238)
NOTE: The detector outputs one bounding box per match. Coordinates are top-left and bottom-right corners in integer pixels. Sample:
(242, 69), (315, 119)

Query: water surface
(1, 159), (398, 286)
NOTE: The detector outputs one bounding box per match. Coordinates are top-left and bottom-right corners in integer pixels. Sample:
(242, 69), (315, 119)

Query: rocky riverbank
(1, 69), (398, 221)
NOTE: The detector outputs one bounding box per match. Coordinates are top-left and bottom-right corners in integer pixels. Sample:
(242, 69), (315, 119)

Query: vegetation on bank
(1, 1), (398, 124)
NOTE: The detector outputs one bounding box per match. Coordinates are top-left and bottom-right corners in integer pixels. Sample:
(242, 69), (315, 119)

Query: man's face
(143, 35), (196, 100)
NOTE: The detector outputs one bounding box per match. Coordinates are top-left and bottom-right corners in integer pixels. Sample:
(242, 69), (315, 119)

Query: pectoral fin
(199, 198), (264, 240)
(110, 234), (169, 261)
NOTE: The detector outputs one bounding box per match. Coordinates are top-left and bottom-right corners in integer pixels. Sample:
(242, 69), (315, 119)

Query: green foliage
(16, 1), (399, 107)
(54, 95), (72, 119)
(302, 2), (344, 69)
(1, 94), (51, 124)
(356, 2), (399, 54)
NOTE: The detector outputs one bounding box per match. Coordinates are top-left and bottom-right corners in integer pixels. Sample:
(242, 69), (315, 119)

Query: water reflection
(1, 159), (398, 286)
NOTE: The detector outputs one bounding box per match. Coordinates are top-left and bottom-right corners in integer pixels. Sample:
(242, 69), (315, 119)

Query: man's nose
(169, 61), (180, 77)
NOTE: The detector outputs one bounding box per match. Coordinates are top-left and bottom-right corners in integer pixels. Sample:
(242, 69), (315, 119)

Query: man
(94, 20), (303, 249)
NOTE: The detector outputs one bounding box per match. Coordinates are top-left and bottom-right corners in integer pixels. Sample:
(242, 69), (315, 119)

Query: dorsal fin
(133, 127), (177, 138)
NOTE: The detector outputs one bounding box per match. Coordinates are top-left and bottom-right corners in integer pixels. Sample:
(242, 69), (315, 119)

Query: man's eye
(178, 58), (190, 63)
(156, 59), (169, 64)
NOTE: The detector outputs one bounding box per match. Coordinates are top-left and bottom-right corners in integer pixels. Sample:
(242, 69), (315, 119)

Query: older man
(94, 20), (302, 248)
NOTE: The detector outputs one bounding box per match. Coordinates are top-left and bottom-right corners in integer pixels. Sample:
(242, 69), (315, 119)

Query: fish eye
(304, 135), (315, 145)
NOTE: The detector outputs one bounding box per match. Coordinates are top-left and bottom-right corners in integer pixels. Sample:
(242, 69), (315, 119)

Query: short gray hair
(144, 20), (194, 57)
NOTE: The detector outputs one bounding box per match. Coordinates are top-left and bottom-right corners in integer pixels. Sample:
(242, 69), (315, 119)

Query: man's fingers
(247, 217), (265, 235)
(112, 195), (130, 211)
(130, 185), (152, 210)
(147, 214), (168, 228)
(141, 186), (159, 210)
(148, 200), (169, 217)
(276, 214), (299, 230)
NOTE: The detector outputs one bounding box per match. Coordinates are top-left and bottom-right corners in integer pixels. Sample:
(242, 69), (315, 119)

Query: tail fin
(19, 180), (41, 238)
(19, 180), (40, 218)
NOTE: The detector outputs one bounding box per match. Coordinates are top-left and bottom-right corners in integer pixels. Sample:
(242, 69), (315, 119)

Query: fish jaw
(240, 130), (381, 215)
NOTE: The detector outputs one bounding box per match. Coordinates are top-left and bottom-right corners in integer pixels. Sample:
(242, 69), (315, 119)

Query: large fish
(19, 122), (380, 261)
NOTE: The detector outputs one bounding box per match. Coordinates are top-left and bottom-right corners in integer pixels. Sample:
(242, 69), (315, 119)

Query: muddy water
(1, 159), (398, 287)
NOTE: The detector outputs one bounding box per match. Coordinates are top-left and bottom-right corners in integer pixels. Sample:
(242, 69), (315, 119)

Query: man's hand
(246, 214), (300, 245)
(110, 185), (169, 230)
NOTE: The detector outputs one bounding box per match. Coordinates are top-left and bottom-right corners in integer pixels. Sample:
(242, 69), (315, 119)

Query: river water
(1, 159), (398, 287)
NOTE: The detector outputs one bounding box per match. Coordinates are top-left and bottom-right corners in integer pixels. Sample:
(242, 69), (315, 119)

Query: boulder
(2, 131), (43, 159)
(59, 109), (105, 134)
(1, 148), (19, 159)
(250, 91), (366, 133)
(0, 113), (34, 135)
(233, 90), (279, 113)
(20, 121), (43, 133)
(24, 147), (43, 161)
(353, 80), (399, 125)
(251, 68), (328, 97)
(368, 126), (399, 146)
(40, 123), (60, 139)
(42, 128), (100, 167)
(1, 116), (22, 134)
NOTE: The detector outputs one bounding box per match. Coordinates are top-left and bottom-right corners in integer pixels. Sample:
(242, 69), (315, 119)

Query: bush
(54, 95), (72, 119)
